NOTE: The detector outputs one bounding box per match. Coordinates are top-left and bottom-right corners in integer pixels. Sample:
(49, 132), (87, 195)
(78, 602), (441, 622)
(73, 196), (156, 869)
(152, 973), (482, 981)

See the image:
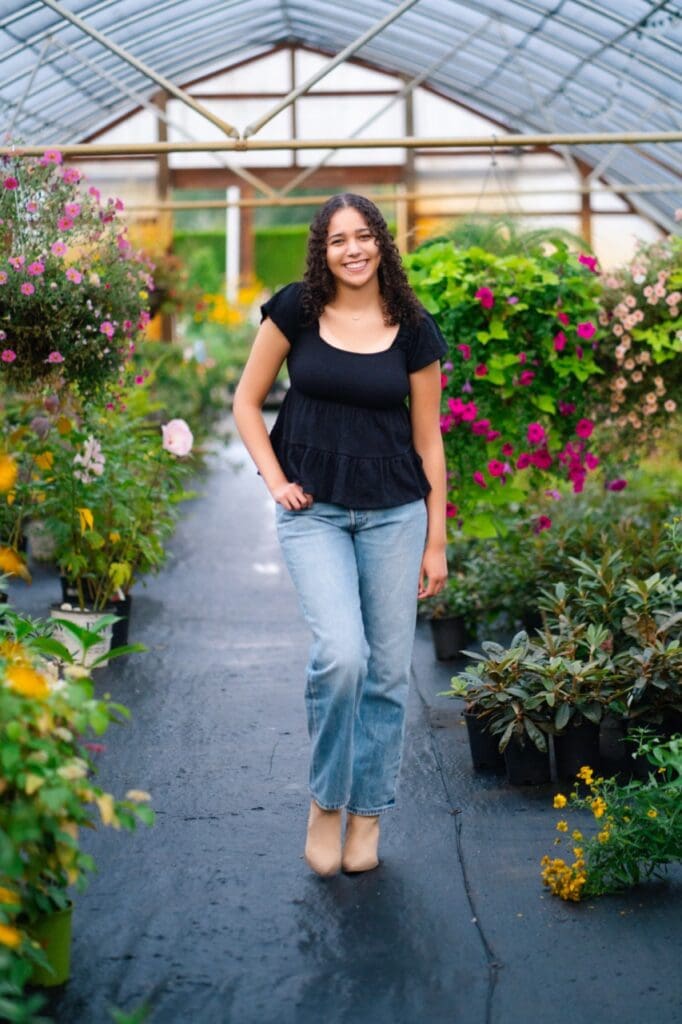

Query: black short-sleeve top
(260, 281), (447, 509)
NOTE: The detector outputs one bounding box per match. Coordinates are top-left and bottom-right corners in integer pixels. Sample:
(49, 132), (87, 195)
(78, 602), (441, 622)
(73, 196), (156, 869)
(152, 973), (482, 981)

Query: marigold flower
(34, 451), (54, 470)
(0, 455), (18, 492)
(0, 887), (18, 904)
(577, 766), (594, 784)
(647, 808), (658, 819)
(591, 797), (607, 819)
(0, 923), (22, 949)
(5, 664), (49, 699)
(572, 830), (583, 841)
(556, 821), (568, 832)
(553, 794), (567, 809)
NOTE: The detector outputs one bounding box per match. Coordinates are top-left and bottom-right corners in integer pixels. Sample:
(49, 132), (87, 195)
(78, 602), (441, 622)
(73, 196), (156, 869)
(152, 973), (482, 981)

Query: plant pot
(108, 593), (132, 648)
(429, 616), (471, 660)
(554, 718), (601, 781)
(25, 520), (57, 562)
(503, 734), (551, 785)
(27, 902), (73, 987)
(463, 708), (505, 773)
(49, 603), (113, 669)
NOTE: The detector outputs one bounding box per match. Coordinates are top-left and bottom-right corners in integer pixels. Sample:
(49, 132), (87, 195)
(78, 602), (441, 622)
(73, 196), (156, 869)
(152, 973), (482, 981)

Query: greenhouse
(0, 2), (681, 1022)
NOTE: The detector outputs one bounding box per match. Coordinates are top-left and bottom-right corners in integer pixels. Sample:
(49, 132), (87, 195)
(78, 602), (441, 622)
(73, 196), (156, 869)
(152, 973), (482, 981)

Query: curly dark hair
(301, 193), (423, 328)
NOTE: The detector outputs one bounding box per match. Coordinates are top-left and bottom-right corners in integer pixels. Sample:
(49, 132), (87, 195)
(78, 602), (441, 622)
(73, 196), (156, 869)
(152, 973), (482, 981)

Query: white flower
(161, 418), (193, 457)
(73, 435), (105, 483)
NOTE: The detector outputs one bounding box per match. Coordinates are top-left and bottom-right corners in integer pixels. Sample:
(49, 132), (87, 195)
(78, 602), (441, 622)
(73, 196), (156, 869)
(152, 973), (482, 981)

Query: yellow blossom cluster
(540, 855), (587, 902)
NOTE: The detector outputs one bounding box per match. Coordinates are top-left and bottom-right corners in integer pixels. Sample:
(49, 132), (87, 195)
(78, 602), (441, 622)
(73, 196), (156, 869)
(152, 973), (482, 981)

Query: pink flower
(533, 515), (552, 533)
(9, 256), (25, 270)
(578, 253), (598, 273)
(64, 202), (81, 218)
(472, 419), (491, 435)
(486, 430), (501, 442)
(162, 418), (193, 457)
(474, 363), (488, 377)
(40, 149), (63, 165)
(135, 374), (144, 385)
(114, 198), (125, 211)
(516, 453), (532, 469)
(1, 349), (17, 363)
(57, 216), (74, 231)
(585, 452), (599, 470)
(89, 186), (101, 202)
(99, 321), (115, 338)
(440, 414), (454, 433)
(501, 442), (514, 456)
(557, 312), (570, 326)
(446, 502), (458, 518)
(527, 422), (546, 445)
(51, 241), (67, 256)
(530, 448), (552, 470)
(3, 177), (18, 190)
(575, 345), (583, 360)
(461, 402), (478, 422)
(507, 296), (519, 305)
(27, 261), (44, 276)
(475, 287), (494, 309)
(457, 343), (471, 360)
(518, 370), (535, 386)
(576, 322), (596, 340)
(487, 460), (505, 477)
(66, 268), (82, 283)
(26, 200), (38, 213)
(20, 282), (35, 295)
(558, 401), (575, 416)
(473, 470), (488, 489)
(0, 273), (8, 285)
(605, 478), (627, 492)
(45, 351), (64, 363)
(440, 373), (448, 389)
(575, 418), (594, 439)
(553, 331), (567, 352)
(518, 352), (527, 364)
(62, 168), (82, 183)
(544, 489), (561, 500)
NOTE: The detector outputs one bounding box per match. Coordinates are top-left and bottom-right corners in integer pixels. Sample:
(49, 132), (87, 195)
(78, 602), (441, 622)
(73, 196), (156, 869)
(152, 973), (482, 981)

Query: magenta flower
(557, 312), (570, 326)
(3, 177), (18, 190)
(518, 370), (535, 386)
(57, 216), (74, 231)
(62, 167), (82, 183)
(487, 460), (505, 477)
(461, 402), (478, 422)
(473, 470), (488, 489)
(486, 430), (501, 442)
(9, 256), (25, 270)
(471, 419), (491, 435)
(89, 186), (101, 202)
(66, 268), (82, 284)
(26, 200), (38, 213)
(440, 373), (448, 389)
(46, 351), (64, 363)
(40, 149), (63, 165)
(575, 418), (594, 439)
(558, 401), (575, 416)
(501, 442), (514, 456)
(585, 452), (599, 470)
(474, 287), (495, 309)
(446, 502), (458, 518)
(576, 322), (596, 340)
(518, 352), (527, 364)
(527, 422), (546, 446)
(457, 343), (471, 360)
(99, 321), (115, 339)
(474, 363), (488, 377)
(135, 374), (145, 385)
(516, 453), (532, 469)
(533, 515), (552, 533)
(20, 282), (35, 296)
(553, 331), (567, 352)
(64, 202), (81, 218)
(1, 349), (17, 363)
(605, 479), (627, 492)
(575, 345), (584, 360)
(27, 261), (45, 276)
(578, 253), (599, 273)
(51, 241), (67, 256)
(440, 414), (454, 433)
(530, 448), (552, 470)
(544, 489), (561, 501)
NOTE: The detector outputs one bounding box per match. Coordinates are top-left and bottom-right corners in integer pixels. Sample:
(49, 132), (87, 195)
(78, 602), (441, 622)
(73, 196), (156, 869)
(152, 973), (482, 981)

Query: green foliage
(255, 225), (308, 289)
(173, 231), (225, 294)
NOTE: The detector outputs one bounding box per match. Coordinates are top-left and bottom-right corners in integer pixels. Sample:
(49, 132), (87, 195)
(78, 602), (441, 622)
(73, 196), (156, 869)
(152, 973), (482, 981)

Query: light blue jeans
(275, 499), (427, 815)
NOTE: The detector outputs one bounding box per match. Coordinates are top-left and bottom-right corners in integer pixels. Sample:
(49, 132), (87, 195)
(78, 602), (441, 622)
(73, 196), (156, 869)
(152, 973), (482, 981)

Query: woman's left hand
(418, 545), (448, 599)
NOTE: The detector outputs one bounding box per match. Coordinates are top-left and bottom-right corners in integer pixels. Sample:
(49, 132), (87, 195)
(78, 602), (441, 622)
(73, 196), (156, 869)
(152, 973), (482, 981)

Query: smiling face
(325, 206), (381, 289)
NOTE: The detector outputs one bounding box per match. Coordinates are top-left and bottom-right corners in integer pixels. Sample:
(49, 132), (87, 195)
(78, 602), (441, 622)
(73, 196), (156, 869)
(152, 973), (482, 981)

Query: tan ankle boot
(342, 813), (380, 873)
(304, 801), (343, 877)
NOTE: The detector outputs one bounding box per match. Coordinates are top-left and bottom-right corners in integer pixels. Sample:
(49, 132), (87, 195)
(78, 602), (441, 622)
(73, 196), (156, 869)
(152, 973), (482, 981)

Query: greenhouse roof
(1, 0), (681, 227)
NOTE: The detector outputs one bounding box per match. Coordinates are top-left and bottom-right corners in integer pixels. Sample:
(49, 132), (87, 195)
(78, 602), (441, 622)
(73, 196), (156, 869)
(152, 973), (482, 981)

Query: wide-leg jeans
(275, 499), (427, 815)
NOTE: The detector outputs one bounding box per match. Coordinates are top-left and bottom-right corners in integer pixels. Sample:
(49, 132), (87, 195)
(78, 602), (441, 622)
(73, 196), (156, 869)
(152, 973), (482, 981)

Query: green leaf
(554, 703), (571, 730)
(461, 513), (499, 539)
(530, 393), (556, 414)
(524, 718), (547, 752)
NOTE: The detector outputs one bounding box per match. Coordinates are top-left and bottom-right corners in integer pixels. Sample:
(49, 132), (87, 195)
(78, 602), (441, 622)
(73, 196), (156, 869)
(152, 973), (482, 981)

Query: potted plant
(0, 606), (153, 1011)
(421, 572), (476, 660)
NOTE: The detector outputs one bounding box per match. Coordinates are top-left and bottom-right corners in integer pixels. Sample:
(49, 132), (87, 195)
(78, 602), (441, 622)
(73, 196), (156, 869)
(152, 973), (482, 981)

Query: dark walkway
(10, 427), (682, 1024)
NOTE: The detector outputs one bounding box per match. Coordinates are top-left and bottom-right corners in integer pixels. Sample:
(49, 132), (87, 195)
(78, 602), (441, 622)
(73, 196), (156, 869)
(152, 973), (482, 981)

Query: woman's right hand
(271, 481), (314, 510)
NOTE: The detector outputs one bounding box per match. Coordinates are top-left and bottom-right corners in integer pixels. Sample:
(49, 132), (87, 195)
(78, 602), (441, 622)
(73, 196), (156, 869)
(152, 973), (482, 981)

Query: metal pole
(242, 0), (423, 138)
(5, 130), (682, 156)
(50, 35), (276, 198)
(226, 185), (240, 304)
(38, 0), (240, 138)
(8, 36), (52, 136)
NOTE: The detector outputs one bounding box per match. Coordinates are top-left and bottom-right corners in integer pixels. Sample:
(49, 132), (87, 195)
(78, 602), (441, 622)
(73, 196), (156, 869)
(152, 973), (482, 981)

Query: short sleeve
(260, 282), (304, 345)
(406, 311), (448, 373)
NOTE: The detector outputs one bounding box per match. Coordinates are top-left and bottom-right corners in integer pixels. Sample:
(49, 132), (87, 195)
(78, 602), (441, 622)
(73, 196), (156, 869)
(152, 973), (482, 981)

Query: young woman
(233, 193), (447, 877)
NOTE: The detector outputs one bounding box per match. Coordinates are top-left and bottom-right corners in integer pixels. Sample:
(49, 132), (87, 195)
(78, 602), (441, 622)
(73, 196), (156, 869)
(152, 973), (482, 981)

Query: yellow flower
(0, 887), (18, 904)
(6, 491), (15, 506)
(139, 289), (149, 300)
(76, 507), (94, 533)
(572, 830), (583, 841)
(34, 451), (54, 470)
(553, 794), (567, 809)
(0, 923), (22, 949)
(109, 531), (121, 543)
(577, 766), (594, 785)
(647, 808), (658, 819)
(5, 664), (50, 700)
(0, 547), (31, 582)
(57, 416), (73, 436)
(592, 797), (607, 819)
(597, 829), (610, 844)
(573, 847), (584, 858)
(556, 821), (568, 832)
(0, 455), (18, 493)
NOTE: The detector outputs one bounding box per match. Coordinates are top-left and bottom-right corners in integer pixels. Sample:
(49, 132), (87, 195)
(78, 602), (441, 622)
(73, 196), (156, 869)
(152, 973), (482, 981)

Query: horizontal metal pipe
(3, 130), (682, 158)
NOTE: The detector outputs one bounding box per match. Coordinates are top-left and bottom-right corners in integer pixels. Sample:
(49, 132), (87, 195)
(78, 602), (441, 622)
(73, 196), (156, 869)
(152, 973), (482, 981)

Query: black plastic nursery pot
(429, 616), (471, 660)
(463, 708), (506, 773)
(108, 593), (132, 649)
(503, 734), (551, 785)
(554, 718), (601, 782)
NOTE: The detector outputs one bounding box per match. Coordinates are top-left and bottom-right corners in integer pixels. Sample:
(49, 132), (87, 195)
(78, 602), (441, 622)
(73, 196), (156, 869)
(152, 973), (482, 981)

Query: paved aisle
(10, 430), (680, 1024)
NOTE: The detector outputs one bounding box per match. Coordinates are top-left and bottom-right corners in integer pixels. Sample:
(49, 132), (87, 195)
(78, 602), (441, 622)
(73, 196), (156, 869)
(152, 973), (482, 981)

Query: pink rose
(518, 370), (535, 386)
(162, 418), (193, 457)
(553, 331), (567, 352)
(576, 322), (596, 340)
(487, 460), (505, 477)
(474, 363), (488, 377)
(575, 418), (594, 439)
(471, 419), (491, 435)
(527, 422), (546, 446)
(474, 287), (494, 309)
(457, 343), (471, 360)
(557, 312), (570, 326)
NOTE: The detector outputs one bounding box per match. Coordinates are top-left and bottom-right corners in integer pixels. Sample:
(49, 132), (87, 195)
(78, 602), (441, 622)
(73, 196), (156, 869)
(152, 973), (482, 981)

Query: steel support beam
(38, 0), (240, 138)
(242, 0), (422, 138)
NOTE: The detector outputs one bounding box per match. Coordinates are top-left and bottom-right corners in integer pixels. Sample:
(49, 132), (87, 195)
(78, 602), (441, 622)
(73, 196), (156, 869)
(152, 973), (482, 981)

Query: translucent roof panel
(1, 0), (680, 228)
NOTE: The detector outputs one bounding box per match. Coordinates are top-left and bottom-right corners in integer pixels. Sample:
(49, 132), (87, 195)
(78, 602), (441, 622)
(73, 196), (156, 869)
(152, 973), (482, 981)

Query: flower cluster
(0, 149), (153, 395)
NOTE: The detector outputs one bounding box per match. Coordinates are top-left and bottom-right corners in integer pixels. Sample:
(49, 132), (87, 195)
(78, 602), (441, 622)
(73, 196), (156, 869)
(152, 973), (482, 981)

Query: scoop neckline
(316, 322), (403, 357)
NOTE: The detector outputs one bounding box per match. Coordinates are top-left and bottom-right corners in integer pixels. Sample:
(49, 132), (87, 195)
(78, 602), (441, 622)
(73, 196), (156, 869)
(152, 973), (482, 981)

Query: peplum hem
(274, 441), (431, 509)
